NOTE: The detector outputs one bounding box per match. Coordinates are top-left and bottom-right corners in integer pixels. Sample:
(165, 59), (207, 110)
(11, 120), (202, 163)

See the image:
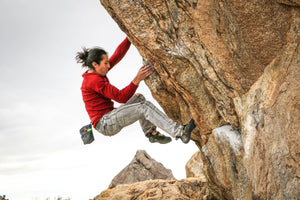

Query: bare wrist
(132, 78), (140, 86)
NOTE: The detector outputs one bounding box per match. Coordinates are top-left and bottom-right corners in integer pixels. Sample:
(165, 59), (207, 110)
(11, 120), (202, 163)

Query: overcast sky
(0, 0), (198, 199)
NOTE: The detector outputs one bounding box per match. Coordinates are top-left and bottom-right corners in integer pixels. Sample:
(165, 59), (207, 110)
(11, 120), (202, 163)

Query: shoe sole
(149, 137), (172, 144)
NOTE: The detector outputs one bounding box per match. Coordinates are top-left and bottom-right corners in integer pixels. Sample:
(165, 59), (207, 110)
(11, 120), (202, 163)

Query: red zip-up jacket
(81, 38), (138, 127)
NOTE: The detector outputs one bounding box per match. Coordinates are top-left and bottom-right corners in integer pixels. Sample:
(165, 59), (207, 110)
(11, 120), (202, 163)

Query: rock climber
(76, 37), (196, 144)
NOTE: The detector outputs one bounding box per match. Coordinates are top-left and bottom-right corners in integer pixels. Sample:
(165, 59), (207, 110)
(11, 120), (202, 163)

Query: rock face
(95, 177), (215, 200)
(233, 46), (300, 199)
(201, 125), (252, 199)
(108, 150), (175, 188)
(185, 150), (204, 178)
(100, 0), (300, 199)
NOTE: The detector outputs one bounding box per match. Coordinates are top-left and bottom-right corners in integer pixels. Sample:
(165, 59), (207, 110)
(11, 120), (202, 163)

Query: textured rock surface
(100, 0), (300, 199)
(101, 0), (299, 134)
(277, 0), (300, 6)
(108, 150), (175, 188)
(233, 42), (300, 199)
(185, 150), (204, 178)
(95, 177), (215, 200)
(201, 125), (252, 199)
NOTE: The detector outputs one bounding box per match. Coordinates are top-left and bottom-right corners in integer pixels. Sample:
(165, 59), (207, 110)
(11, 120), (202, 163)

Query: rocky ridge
(108, 150), (175, 189)
(95, 177), (214, 200)
(95, 150), (214, 200)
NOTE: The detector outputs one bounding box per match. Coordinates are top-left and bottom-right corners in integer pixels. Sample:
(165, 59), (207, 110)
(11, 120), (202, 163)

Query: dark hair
(76, 47), (107, 69)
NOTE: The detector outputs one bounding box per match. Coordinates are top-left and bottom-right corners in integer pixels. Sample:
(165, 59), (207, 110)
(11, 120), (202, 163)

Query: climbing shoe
(178, 119), (196, 144)
(146, 130), (172, 144)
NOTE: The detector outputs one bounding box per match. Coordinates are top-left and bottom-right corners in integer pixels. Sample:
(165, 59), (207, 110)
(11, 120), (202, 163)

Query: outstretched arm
(109, 37), (131, 70)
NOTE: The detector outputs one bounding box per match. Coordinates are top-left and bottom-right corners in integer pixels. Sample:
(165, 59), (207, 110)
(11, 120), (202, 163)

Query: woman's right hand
(132, 65), (154, 85)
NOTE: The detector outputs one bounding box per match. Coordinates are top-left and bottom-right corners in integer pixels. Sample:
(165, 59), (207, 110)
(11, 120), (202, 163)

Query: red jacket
(81, 38), (138, 127)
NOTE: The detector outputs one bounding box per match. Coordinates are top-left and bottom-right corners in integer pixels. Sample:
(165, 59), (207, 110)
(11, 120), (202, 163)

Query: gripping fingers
(144, 66), (154, 76)
(145, 65), (154, 72)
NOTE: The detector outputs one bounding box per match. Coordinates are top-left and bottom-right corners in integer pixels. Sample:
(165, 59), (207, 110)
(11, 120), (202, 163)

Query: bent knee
(142, 100), (155, 109)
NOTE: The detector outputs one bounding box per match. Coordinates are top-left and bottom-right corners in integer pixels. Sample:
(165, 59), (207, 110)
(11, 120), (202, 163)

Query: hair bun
(76, 47), (89, 67)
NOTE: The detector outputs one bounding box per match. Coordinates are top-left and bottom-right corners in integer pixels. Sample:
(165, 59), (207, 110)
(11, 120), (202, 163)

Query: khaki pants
(95, 94), (183, 137)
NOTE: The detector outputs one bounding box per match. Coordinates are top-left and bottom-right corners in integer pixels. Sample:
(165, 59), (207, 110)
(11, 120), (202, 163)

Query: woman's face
(93, 54), (110, 76)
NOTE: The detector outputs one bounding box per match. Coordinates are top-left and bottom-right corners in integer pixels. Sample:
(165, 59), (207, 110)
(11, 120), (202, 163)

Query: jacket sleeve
(94, 80), (138, 104)
(109, 37), (131, 70)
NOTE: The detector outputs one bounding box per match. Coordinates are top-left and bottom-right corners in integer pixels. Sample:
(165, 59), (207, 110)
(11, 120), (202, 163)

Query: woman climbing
(76, 37), (195, 144)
